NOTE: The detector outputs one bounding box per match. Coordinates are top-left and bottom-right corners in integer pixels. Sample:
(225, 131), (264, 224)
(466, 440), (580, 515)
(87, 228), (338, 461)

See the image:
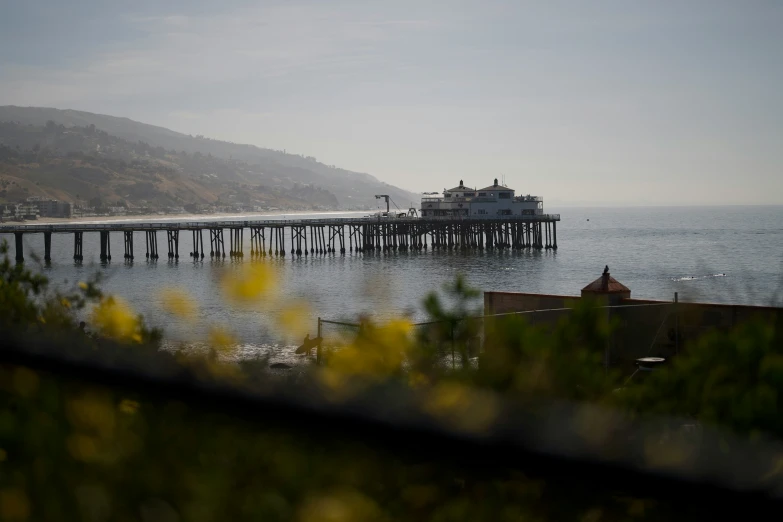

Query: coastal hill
(0, 106), (419, 212)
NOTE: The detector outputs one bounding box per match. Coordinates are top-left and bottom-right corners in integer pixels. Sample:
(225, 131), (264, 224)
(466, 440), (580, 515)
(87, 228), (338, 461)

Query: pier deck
(0, 214), (560, 263)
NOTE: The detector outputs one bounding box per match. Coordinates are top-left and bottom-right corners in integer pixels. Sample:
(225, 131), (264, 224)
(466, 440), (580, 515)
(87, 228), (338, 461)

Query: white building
(420, 179), (544, 217)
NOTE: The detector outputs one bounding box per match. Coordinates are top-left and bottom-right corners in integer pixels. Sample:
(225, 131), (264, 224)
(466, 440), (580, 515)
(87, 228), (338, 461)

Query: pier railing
(0, 214), (561, 234)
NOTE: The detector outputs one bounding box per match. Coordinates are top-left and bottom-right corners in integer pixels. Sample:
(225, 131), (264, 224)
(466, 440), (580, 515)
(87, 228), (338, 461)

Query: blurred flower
(221, 263), (278, 304)
(91, 296), (142, 342)
(424, 383), (498, 434)
(119, 399), (140, 415)
(67, 393), (116, 439)
(0, 489), (30, 520)
(159, 287), (196, 320)
(325, 319), (413, 386)
(297, 489), (381, 522)
(67, 434), (99, 462)
(208, 327), (236, 353)
(12, 367), (39, 397)
(277, 301), (312, 339)
(78, 281), (88, 290)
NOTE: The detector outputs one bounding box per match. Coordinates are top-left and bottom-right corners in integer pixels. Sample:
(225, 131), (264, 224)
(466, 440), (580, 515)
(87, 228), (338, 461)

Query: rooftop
(581, 266), (631, 294)
(478, 178), (513, 192)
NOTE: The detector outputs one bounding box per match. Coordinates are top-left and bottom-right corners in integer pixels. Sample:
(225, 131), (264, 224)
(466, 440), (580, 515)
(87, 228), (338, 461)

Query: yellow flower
(327, 319), (413, 380)
(60, 298), (71, 309)
(159, 287), (196, 320)
(67, 434), (99, 462)
(0, 489), (30, 520)
(12, 368), (39, 397)
(78, 281), (88, 290)
(208, 327), (236, 353)
(297, 489), (381, 522)
(277, 301), (312, 338)
(118, 399), (140, 415)
(221, 263), (278, 304)
(424, 383), (499, 434)
(91, 296), (140, 342)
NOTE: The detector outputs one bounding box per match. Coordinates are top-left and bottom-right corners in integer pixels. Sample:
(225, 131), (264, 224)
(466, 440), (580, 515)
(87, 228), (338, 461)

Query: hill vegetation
(0, 106), (419, 212)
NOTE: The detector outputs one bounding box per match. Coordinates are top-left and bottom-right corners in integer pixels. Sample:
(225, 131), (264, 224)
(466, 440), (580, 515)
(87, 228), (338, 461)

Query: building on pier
(420, 178), (544, 218)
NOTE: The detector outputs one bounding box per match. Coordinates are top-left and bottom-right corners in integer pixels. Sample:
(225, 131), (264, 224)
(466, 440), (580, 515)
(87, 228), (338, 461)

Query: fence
(316, 301), (676, 369)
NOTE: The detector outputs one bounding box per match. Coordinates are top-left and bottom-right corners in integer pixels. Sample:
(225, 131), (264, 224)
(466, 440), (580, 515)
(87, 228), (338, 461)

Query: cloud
(1, 3), (439, 107)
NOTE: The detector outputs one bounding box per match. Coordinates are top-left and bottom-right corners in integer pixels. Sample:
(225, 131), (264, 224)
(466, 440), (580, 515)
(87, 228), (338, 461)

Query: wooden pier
(0, 214), (560, 263)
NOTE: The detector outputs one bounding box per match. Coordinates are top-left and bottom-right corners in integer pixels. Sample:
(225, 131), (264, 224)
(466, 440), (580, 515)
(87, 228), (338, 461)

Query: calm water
(3, 206), (782, 362)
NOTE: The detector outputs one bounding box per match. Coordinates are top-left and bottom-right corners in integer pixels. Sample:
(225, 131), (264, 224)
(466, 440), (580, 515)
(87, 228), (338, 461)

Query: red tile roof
(581, 274), (631, 294)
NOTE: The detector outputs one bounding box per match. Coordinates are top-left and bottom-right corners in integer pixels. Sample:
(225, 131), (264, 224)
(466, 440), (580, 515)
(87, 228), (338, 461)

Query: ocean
(2, 206), (781, 362)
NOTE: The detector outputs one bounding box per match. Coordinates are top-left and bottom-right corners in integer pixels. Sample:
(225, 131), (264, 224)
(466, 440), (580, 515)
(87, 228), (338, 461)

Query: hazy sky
(2, 1), (782, 205)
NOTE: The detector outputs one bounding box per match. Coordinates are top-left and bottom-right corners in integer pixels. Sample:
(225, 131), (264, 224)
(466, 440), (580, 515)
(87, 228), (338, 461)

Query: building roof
(581, 267), (631, 294)
(445, 180), (470, 192)
(477, 178), (514, 193)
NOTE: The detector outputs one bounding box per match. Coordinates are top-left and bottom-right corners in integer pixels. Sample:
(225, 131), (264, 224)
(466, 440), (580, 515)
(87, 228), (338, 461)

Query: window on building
(444, 194), (451, 198)
(500, 209), (512, 215)
(478, 192), (487, 197)
(499, 192), (511, 199)
(464, 192), (475, 197)
(477, 209), (487, 215)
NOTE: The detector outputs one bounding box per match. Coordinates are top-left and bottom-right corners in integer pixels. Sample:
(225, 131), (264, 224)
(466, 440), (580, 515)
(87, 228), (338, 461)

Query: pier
(0, 214), (560, 263)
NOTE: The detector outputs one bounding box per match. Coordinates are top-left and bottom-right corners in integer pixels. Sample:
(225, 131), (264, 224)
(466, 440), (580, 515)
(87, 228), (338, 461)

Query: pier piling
(44, 232), (51, 262)
(124, 231), (134, 260)
(73, 232), (83, 262)
(14, 232), (23, 263)
(100, 231), (111, 262)
(1, 214), (560, 263)
(145, 231), (158, 260)
(167, 230), (179, 259)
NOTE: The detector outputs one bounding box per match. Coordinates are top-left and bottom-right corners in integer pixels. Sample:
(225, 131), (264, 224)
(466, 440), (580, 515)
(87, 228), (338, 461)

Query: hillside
(0, 121), (338, 211)
(0, 106), (419, 210)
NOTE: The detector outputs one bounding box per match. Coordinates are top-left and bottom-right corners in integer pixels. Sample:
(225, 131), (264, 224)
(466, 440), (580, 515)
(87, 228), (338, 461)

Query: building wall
(484, 291), (783, 367)
(469, 200), (540, 216)
(33, 200), (71, 218)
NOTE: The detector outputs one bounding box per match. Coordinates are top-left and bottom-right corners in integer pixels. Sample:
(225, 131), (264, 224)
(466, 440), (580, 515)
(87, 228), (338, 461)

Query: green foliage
(477, 300), (621, 402)
(0, 240), (161, 346)
(415, 275), (483, 375)
(616, 317), (783, 438)
(1, 249), (782, 520)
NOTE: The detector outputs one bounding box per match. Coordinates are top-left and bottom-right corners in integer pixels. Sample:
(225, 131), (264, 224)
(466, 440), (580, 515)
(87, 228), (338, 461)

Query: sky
(2, 0), (782, 206)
